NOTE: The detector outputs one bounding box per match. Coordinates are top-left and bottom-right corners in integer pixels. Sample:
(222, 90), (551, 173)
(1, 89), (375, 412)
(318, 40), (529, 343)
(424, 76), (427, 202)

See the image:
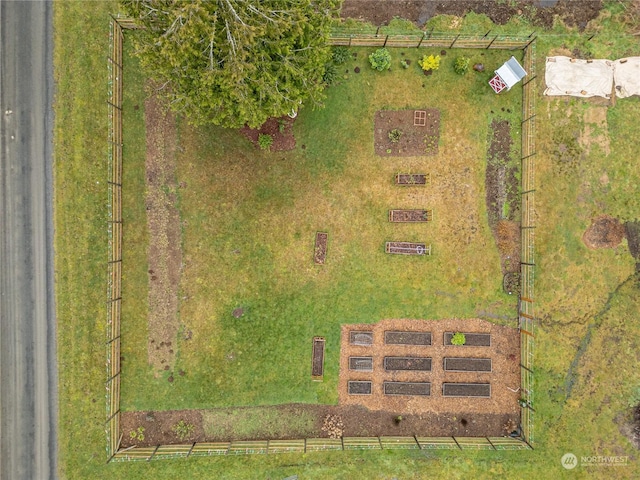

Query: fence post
(450, 33), (460, 48)
(522, 75), (537, 87)
(383, 34), (389, 47)
(486, 34), (498, 49)
(375, 26), (380, 37)
(482, 30), (491, 39)
(349, 35), (352, 47)
(417, 32), (425, 48)
(523, 35), (536, 49)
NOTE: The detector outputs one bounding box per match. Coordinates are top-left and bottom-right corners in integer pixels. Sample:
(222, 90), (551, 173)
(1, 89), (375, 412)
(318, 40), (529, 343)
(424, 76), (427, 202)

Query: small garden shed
(489, 56), (527, 93)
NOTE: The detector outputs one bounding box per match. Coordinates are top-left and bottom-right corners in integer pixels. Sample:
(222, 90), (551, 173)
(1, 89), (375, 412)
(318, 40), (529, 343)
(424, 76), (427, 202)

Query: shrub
(332, 46), (351, 65)
(388, 129), (403, 143)
(401, 59), (410, 69)
(172, 420), (195, 441)
(451, 332), (466, 345)
(323, 61), (339, 85)
(419, 54), (441, 72)
(369, 48), (392, 71)
(454, 56), (471, 75)
(258, 133), (273, 151)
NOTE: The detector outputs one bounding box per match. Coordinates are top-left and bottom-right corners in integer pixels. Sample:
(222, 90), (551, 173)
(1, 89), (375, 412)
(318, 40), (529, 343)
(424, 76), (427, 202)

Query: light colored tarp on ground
(544, 56), (614, 98)
(613, 58), (640, 98)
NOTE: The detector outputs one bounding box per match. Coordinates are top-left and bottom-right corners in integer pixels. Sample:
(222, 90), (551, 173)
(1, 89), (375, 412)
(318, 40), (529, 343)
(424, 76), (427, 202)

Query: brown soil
(486, 119), (521, 276)
(617, 406), (640, 450)
(339, 318), (520, 416)
(121, 409), (205, 448)
(312, 337), (325, 377)
(240, 115), (296, 151)
(374, 109), (440, 157)
(389, 209), (431, 223)
(625, 221), (640, 270)
(145, 90), (182, 373)
(396, 173), (428, 185)
(314, 232), (328, 264)
(582, 214), (626, 249)
(340, 0), (602, 30)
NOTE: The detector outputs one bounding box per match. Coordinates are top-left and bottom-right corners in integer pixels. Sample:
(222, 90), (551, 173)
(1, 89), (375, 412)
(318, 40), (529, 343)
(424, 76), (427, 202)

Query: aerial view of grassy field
(54, 1), (639, 479)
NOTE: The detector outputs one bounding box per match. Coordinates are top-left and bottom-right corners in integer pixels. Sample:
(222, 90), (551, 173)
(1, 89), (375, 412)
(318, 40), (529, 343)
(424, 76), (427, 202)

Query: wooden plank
(311, 336), (325, 379)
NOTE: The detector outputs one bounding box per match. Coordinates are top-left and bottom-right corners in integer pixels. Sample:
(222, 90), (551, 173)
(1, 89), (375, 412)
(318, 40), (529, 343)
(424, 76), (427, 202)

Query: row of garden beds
(349, 330), (491, 346)
(348, 356), (492, 372)
(348, 381), (491, 398)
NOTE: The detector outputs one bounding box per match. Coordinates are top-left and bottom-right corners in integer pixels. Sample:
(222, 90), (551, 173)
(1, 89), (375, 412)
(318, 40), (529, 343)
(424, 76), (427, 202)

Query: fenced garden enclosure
(105, 17), (536, 462)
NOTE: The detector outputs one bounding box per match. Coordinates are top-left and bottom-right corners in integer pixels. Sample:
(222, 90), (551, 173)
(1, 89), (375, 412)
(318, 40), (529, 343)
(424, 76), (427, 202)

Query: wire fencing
(104, 21), (536, 461)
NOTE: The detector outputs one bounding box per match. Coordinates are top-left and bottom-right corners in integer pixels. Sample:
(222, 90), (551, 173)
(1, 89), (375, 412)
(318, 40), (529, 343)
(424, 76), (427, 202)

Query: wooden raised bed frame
(311, 336), (325, 380)
(314, 232), (328, 265)
(443, 332), (492, 347)
(384, 381), (431, 396)
(385, 242), (431, 255)
(395, 173), (429, 186)
(443, 357), (492, 372)
(389, 209), (433, 223)
(442, 383), (491, 398)
(384, 331), (432, 346)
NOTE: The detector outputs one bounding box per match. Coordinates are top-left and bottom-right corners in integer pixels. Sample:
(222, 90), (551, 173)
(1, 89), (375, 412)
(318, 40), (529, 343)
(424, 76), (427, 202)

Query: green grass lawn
(55, 1), (640, 479)
(119, 42), (524, 411)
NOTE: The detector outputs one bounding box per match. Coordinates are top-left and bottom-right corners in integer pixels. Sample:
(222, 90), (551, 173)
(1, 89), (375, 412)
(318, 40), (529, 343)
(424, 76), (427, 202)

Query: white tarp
(613, 57), (640, 98)
(544, 56), (614, 99)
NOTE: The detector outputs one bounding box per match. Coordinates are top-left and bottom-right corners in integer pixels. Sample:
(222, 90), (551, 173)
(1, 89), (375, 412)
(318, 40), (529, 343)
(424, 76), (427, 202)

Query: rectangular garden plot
(348, 381), (372, 395)
(389, 209), (433, 223)
(384, 381), (431, 396)
(444, 332), (491, 346)
(314, 232), (328, 264)
(311, 337), (325, 380)
(443, 357), (492, 372)
(375, 109), (440, 157)
(442, 383), (491, 398)
(395, 173), (429, 186)
(349, 356), (373, 371)
(385, 331), (431, 346)
(385, 242), (430, 255)
(384, 356), (432, 371)
(349, 330), (373, 346)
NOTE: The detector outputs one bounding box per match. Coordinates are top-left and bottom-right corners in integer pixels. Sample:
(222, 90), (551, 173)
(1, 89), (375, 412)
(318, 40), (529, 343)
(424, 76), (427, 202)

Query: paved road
(0, 2), (57, 479)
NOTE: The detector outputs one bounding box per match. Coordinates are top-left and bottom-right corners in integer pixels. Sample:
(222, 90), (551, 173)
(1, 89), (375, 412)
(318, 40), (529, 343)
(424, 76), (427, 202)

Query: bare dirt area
(145, 91), (182, 373)
(582, 214), (626, 249)
(339, 318), (520, 416)
(486, 119), (521, 276)
(121, 409), (205, 448)
(340, 0), (602, 30)
(625, 221), (640, 271)
(240, 115), (296, 151)
(374, 109), (440, 157)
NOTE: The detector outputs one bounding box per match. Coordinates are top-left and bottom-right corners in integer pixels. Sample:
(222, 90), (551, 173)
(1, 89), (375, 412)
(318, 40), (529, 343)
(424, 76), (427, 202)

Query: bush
(332, 46), (351, 65)
(401, 59), (410, 69)
(454, 56), (470, 75)
(419, 54), (441, 72)
(323, 61), (339, 85)
(172, 420), (195, 441)
(451, 332), (466, 345)
(388, 129), (403, 143)
(258, 133), (273, 151)
(369, 48), (392, 71)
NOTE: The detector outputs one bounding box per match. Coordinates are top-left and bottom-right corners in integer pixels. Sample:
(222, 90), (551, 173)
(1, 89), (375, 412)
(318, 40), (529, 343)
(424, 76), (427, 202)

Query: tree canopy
(121, 0), (341, 128)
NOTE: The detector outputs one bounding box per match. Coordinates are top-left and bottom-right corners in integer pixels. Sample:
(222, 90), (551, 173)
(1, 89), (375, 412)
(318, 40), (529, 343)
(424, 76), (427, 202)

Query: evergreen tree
(121, 0), (341, 127)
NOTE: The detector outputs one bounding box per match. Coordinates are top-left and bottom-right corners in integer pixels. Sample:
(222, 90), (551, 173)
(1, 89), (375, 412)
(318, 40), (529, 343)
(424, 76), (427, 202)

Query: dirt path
(145, 91), (182, 374)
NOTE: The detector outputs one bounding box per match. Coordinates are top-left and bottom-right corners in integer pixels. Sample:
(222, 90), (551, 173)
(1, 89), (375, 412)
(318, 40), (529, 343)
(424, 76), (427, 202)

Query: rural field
(54, 1), (640, 479)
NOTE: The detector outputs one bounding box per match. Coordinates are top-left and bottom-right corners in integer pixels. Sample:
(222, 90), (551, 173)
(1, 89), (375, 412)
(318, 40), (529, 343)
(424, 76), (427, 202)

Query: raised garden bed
(442, 383), (491, 398)
(383, 382), (431, 396)
(374, 109), (440, 157)
(348, 381), (372, 395)
(389, 209), (433, 223)
(444, 332), (491, 347)
(384, 331), (431, 346)
(384, 357), (432, 371)
(349, 331), (373, 346)
(385, 242), (431, 256)
(395, 173), (429, 186)
(443, 357), (492, 372)
(314, 232), (328, 265)
(311, 337), (325, 380)
(349, 356), (373, 371)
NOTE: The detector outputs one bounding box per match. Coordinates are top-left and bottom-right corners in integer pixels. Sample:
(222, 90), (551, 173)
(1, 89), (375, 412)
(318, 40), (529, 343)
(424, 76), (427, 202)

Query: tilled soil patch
(583, 214), (626, 249)
(240, 115), (296, 151)
(145, 92), (182, 373)
(374, 109), (440, 157)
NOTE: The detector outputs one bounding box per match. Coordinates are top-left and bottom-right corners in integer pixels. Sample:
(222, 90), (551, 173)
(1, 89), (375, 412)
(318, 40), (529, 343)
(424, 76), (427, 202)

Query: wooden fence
(104, 21), (536, 461)
(518, 39), (536, 448)
(110, 436), (529, 462)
